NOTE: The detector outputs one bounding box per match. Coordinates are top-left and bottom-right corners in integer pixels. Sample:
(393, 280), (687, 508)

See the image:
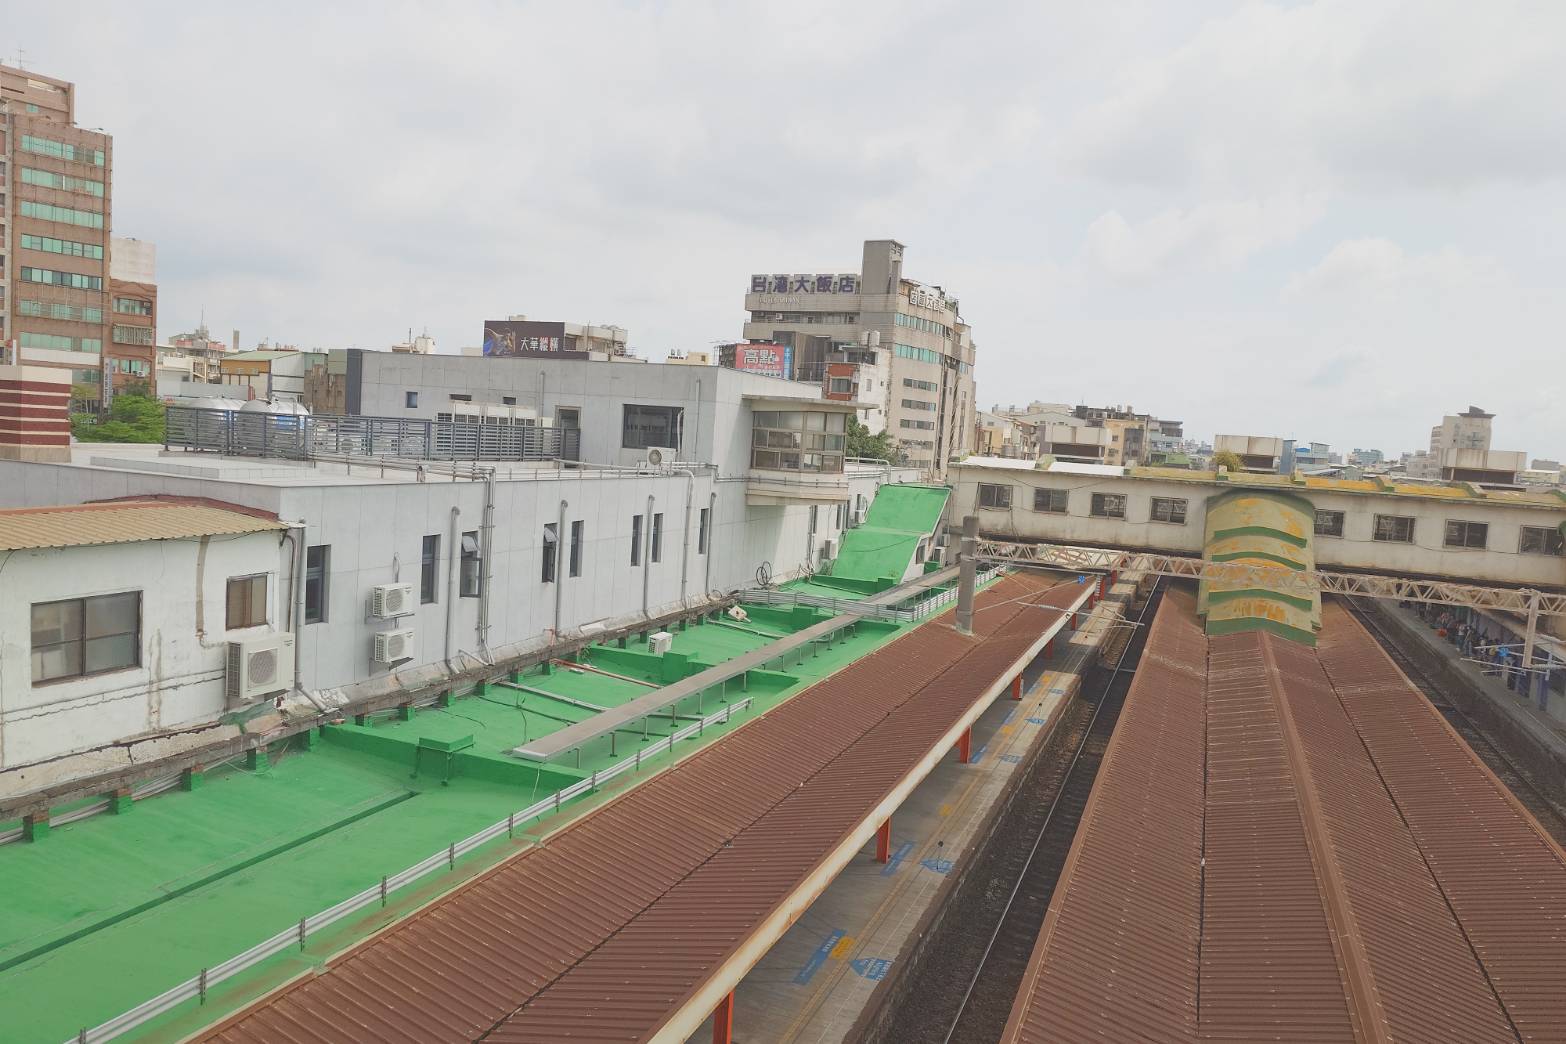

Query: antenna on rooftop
(13, 48), (28, 70)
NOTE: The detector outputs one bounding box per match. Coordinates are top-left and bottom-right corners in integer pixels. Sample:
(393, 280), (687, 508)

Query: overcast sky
(11, 1), (1563, 458)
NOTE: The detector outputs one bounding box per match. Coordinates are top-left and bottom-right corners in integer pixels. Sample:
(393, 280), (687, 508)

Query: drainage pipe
(444, 506), (461, 669)
(703, 489), (718, 596)
(955, 514), (978, 635)
(678, 469), (695, 603)
(642, 493), (655, 618)
(478, 468), (496, 658)
(554, 498), (569, 638)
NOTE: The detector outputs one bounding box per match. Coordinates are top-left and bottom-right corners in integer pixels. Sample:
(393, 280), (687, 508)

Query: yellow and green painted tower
(1198, 489), (1321, 645)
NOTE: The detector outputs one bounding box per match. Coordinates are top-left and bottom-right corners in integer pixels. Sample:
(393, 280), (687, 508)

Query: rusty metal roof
(1004, 592), (1566, 1043)
(203, 572), (1073, 1044)
(0, 498), (283, 551)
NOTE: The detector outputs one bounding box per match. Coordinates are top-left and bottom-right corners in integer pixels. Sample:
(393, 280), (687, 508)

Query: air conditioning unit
(225, 633), (295, 706)
(371, 582), (415, 619)
(822, 538), (838, 560)
(648, 630), (674, 655)
(644, 446), (677, 468)
(374, 628), (417, 665)
(853, 507), (867, 526)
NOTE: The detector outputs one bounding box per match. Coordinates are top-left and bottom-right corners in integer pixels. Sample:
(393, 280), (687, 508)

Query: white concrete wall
(0, 531), (283, 769)
(953, 465), (1566, 588)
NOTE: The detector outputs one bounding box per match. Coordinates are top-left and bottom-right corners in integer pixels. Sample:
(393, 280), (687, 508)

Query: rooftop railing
(164, 407), (581, 463)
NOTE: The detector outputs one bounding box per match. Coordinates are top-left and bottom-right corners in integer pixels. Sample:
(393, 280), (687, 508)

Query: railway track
(1345, 597), (1566, 846)
(874, 580), (1164, 1044)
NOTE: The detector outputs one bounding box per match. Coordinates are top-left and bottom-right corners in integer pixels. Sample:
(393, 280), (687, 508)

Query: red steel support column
(1044, 639), (1055, 659)
(1011, 675), (1023, 700)
(957, 726), (973, 764)
(712, 991), (734, 1044)
(875, 818), (891, 863)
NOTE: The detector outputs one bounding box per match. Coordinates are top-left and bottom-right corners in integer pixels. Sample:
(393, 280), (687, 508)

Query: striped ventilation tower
(1197, 488), (1321, 645)
(0, 362), (73, 462)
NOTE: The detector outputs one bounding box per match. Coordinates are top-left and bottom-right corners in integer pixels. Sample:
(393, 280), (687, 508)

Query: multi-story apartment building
(741, 239), (977, 474)
(107, 236), (156, 394)
(1, 65), (113, 402)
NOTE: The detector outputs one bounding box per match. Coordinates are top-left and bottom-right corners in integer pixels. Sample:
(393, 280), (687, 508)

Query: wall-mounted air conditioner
(225, 633), (295, 706)
(853, 507), (867, 526)
(374, 628), (417, 665)
(371, 582), (415, 619)
(643, 447), (676, 469)
(822, 538), (838, 561)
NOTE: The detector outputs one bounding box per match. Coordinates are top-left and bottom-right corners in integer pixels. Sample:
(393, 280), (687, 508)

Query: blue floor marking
(1002, 709), (1016, 725)
(1026, 717), (1048, 725)
(794, 929), (844, 984)
(881, 841), (913, 876)
(850, 957), (893, 980)
(969, 743), (988, 765)
(1000, 753), (1023, 764)
(920, 857), (954, 874)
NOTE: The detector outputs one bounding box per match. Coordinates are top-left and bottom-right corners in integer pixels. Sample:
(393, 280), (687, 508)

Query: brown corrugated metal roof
(0, 498), (283, 550)
(203, 572), (1072, 1044)
(1005, 593), (1561, 1044)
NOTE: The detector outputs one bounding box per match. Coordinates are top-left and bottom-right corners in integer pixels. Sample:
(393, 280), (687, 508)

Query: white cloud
(1082, 193), (1325, 278)
(1284, 238), (1506, 300)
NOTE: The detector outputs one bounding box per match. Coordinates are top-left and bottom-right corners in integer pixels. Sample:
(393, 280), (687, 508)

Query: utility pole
(956, 514), (978, 635)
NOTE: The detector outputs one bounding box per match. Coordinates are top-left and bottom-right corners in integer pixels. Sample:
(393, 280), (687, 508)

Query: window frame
(1443, 519), (1489, 550)
(698, 507), (710, 555)
(631, 514), (644, 566)
(30, 591), (142, 685)
(541, 523), (558, 583)
(420, 534), (440, 603)
(1090, 493), (1127, 519)
(405, 391), (419, 409)
(622, 404), (684, 451)
(304, 545), (329, 624)
(225, 574), (269, 630)
(1373, 514), (1416, 544)
(569, 520), (585, 578)
(460, 530), (481, 597)
(1314, 510), (1345, 538)
(1149, 497), (1188, 525)
(651, 512), (664, 563)
(1032, 488), (1068, 513)
(978, 483), (1012, 510)
(1519, 525), (1566, 557)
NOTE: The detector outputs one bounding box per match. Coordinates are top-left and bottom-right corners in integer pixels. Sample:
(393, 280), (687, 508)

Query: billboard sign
(728, 342), (793, 379)
(482, 320), (566, 357)
(748, 273), (859, 295)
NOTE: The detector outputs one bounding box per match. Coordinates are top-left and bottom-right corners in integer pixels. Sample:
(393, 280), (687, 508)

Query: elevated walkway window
(1314, 510), (1345, 537)
(978, 483), (1012, 509)
(1150, 497), (1187, 524)
(1091, 493), (1126, 519)
(1373, 514), (1415, 543)
(1520, 526), (1565, 556)
(1033, 488), (1068, 513)
(1443, 520), (1488, 550)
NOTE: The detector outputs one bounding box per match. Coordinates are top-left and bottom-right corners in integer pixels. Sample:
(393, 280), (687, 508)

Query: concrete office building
(106, 237), (156, 393)
(1, 65), (114, 401)
(741, 239), (977, 473)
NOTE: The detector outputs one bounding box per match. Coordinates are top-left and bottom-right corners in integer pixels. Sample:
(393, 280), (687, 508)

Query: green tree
(846, 416), (901, 463)
(1213, 449), (1243, 472)
(72, 390), (166, 444)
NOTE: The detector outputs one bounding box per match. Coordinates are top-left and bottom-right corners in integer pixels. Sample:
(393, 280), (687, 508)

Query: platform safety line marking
(881, 841), (914, 876)
(795, 929), (846, 984)
(938, 803), (953, 817)
(830, 934), (856, 959)
(1002, 709), (1017, 725)
(969, 743), (989, 766)
(999, 724), (1015, 736)
(850, 957), (893, 981)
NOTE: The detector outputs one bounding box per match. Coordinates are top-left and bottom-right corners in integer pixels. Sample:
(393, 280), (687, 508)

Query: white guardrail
(71, 696), (756, 1044)
(741, 566), (1004, 623)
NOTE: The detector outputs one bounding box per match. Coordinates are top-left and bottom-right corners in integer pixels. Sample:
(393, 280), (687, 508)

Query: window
(1314, 510), (1345, 537)
(1033, 488), (1068, 513)
(1443, 520), (1488, 550)
(978, 483), (1012, 509)
(902, 377), (939, 392)
(20, 166), (105, 196)
(569, 520), (584, 578)
(21, 233), (103, 260)
(698, 507), (710, 554)
(1150, 497), (1187, 524)
(113, 297), (153, 315)
(901, 398), (937, 411)
(899, 419), (936, 430)
(19, 331), (101, 353)
(1373, 515), (1415, 543)
(750, 409), (846, 473)
(19, 134), (106, 165)
(405, 391), (419, 409)
(828, 378), (854, 394)
(17, 300), (102, 323)
(420, 535), (440, 603)
(19, 266), (103, 291)
(541, 523), (558, 583)
(623, 404), (683, 450)
(1520, 526), (1566, 556)
(651, 513), (664, 563)
(631, 514), (644, 566)
(460, 531), (481, 596)
(1091, 493), (1126, 519)
(502, 396), (516, 405)
(304, 546), (329, 624)
(113, 324), (155, 346)
(31, 591), (140, 683)
(449, 393), (472, 401)
(226, 575), (268, 629)
(19, 200), (104, 229)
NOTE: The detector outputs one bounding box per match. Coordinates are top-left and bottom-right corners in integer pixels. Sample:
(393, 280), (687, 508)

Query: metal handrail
(741, 566), (1001, 624)
(71, 696), (755, 1044)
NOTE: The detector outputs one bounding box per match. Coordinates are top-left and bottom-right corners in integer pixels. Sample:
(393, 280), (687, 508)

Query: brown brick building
(1, 64), (114, 404)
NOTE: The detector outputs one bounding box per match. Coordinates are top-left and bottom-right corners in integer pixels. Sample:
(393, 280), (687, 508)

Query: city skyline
(7, 1), (1564, 458)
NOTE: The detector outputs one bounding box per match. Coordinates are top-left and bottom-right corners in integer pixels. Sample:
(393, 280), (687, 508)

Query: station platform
(695, 574), (1132, 1043)
(1369, 599), (1566, 789)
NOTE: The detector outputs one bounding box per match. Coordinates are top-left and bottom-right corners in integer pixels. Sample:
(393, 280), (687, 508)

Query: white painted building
(0, 499), (286, 772)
